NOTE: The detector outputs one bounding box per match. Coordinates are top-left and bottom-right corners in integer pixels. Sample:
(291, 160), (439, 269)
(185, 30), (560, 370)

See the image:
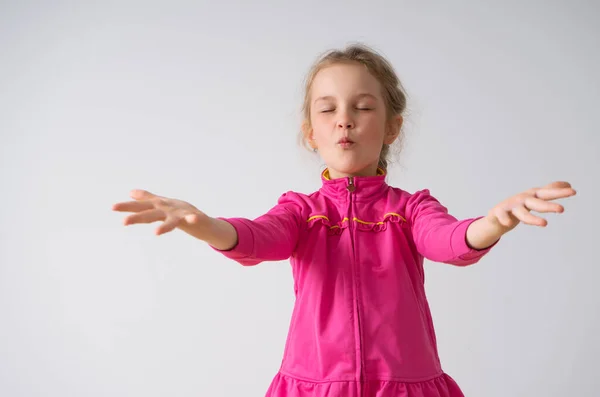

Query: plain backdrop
(1, 1), (598, 396)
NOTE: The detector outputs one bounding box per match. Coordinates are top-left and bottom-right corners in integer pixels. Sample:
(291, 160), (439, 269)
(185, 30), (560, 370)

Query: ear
(384, 115), (403, 145)
(302, 120), (317, 149)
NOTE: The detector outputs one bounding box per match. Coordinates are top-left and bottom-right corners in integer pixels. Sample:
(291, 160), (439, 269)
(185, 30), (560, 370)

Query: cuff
(210, 218), (255, 260)
(450, 216), (500, 261)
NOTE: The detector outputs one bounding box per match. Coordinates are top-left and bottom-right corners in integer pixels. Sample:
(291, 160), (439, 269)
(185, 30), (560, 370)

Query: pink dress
(214, 169), (497, 396)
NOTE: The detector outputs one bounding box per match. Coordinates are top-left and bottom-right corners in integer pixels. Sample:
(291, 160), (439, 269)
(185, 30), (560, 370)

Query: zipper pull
(347, 177), (355, 192)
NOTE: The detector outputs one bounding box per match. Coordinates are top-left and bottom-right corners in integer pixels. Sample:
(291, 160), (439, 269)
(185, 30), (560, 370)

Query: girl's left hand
(486, 181), (577, 233)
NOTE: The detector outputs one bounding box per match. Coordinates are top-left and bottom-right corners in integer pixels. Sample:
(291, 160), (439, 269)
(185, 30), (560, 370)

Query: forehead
(311, 63), (382, 99)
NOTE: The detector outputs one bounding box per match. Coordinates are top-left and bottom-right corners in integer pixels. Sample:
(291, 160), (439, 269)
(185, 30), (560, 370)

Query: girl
(112, 44), (576, 397)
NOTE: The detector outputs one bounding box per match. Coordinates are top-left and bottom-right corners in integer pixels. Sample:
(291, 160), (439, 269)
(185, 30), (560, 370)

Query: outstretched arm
(466, 181), (576, 249)
(408, 181), (576, 266)
(112, 189), (238, 249)
(112, 189), (304, 266)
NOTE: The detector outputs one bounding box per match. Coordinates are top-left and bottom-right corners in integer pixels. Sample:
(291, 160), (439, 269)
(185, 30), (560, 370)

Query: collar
(319, 167), (389, 201)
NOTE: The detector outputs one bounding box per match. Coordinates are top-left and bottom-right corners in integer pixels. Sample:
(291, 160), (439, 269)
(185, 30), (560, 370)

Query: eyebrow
(313, 93), (378, 104)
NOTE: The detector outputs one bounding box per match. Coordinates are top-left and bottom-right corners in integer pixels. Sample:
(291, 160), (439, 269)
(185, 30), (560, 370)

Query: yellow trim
(306, 213), (406, 229)
(306, 215), (330, 222)
(322, 167), (386, 181)
(353, 212), (406, 225)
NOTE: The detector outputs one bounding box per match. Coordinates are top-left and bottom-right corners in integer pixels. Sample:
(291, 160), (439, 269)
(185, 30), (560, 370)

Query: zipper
(347, 176), (356, 193)
(347, 176), (364, 395)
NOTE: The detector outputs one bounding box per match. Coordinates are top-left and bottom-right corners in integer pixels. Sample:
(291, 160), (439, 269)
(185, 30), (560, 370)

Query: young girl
(112, 44), (576, 397)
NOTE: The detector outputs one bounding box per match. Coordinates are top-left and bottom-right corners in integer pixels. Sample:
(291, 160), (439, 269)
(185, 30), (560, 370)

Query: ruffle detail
(265, 372), (464, 397)
(306, 213), (407, 235)
(354, 213), (407, 233)
(306, 215), (349, 236)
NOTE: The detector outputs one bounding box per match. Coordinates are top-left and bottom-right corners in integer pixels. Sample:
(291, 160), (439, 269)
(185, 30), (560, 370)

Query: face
(305, 63), (402, 179)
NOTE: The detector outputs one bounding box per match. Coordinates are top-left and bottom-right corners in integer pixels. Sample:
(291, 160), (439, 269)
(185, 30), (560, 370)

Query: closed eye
(319, 107), (373, 113)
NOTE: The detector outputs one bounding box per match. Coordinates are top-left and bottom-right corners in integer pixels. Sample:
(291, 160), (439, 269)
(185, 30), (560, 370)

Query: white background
(1, 1), (598, 396)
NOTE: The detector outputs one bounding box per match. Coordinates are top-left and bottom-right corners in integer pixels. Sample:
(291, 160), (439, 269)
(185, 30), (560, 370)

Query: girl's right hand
(112, 189), (210, 237)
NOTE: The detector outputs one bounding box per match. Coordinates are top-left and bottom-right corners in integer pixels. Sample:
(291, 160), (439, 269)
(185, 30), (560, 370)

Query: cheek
(310, 116), (333, 142)
(312, 129), (331, 145)
(361, 114), (387, 141)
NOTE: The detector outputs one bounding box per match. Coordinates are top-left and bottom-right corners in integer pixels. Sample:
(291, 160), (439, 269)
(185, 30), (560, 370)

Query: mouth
(337, 138), (355, 148)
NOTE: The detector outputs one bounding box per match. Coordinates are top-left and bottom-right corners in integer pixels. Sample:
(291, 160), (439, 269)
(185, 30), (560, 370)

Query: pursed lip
(337, 137), (355, 144)
(337, 137), (355, 149)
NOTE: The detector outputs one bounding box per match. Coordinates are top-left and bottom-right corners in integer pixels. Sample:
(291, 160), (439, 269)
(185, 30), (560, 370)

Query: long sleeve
(406, 189), (498, 266)
(212, 192), (305, 266)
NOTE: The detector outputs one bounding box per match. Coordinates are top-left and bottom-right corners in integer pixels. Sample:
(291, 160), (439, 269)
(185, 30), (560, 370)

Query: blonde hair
(300, 43), (408, 171)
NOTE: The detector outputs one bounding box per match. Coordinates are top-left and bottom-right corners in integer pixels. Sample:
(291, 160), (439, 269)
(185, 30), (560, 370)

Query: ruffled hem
(306, 215), (349, 236)
(265, 372), (464, 397)
(354, 213), (407, 233)
(306, 213), (407, 235)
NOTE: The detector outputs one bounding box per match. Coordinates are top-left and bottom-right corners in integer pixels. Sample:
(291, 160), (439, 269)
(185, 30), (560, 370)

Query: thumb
(130, 189), (159, 200)
(542, 181), (571, 189)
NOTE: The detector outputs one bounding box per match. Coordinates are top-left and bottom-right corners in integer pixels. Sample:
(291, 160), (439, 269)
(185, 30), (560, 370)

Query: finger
(112, 200), (154, 212)
(130, 189), (160, 200)
(542, 181), (571, 189)
(524, 197), (564, 213)
(155, 215), (182, 236)
(512, 205), (547, 226)
(534, 187), (577, 201)
(124, 209), (165, 226)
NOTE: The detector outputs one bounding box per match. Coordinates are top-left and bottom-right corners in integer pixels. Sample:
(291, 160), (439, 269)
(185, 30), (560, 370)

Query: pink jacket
(215, 169), (496, 397)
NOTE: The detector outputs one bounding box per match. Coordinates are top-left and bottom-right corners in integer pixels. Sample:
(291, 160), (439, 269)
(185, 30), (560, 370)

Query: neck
(326, 164), (381, 180)
(323, 166), (386, 181)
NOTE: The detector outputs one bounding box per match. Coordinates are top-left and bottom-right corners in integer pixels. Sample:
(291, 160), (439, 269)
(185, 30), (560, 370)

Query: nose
(337, 114), (355, 130)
